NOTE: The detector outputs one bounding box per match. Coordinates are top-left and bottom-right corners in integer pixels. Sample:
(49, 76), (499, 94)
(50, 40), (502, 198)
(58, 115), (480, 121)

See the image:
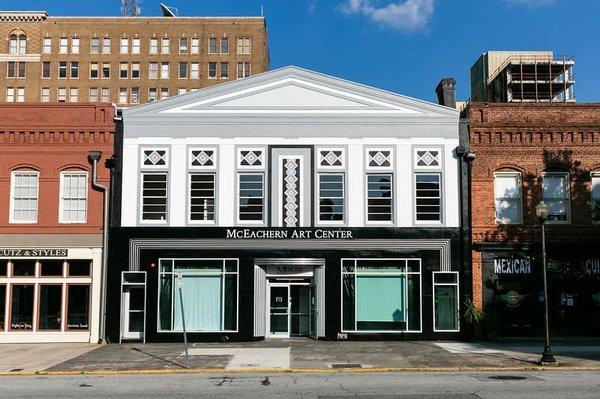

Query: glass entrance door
(269, 285), (289, 337)
(120, 271), (146, 342)
(268, 282), (313, 338)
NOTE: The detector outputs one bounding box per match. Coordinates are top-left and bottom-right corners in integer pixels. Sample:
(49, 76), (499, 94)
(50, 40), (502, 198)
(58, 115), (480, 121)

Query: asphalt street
(1, 371), (599, 398)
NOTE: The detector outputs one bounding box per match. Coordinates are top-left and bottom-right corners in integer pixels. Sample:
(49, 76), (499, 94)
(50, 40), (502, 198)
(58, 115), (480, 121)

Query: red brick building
(0, 103), (115, 343)
(468, 102), (600, 336)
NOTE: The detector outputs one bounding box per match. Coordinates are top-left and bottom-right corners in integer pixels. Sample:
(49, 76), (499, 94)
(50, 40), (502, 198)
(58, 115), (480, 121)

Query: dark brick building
(468, 102), (600, 336)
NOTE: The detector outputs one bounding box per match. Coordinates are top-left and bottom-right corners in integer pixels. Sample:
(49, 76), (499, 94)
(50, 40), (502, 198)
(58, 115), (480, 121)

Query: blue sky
(11, 0), (600, 102)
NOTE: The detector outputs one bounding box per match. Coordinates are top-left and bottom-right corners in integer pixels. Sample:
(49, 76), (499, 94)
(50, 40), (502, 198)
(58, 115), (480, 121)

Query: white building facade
(108, 67), (463, 342)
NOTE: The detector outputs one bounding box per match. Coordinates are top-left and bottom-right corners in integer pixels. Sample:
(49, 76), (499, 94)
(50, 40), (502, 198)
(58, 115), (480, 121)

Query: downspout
(89, 150), (108, 343)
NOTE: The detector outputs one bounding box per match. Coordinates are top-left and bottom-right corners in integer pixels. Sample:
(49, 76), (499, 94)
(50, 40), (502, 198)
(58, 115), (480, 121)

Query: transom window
(494, 172), (522, 224)
(238, 149), (264, 168)
(318, 173), (344, 222)
(143, 149), (167, 166)
(366, 174), (393, 223)
(367, 150), (392, 168)
(542, 172), (570, 223)
(319, 149), (345, 168)
(60, 171), (88, 223)
(415, 149), (440, 168)
(190, 149), (216, 168)
(415, 173), (442, 223)
(189, 174), (215, 223)
(10, 170), (39, 223)
(158, 259), (238, 332)
(342, 258), (421, 333)
(238, 173), (264, 223)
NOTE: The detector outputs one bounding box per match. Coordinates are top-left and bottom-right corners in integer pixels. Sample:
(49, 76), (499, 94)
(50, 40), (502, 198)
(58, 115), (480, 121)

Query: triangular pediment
(125, 66), (459, 118)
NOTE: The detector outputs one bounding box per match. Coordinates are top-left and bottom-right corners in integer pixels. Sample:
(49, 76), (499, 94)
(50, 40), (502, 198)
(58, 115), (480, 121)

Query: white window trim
(542, 171), (571, 224)
(494, 171), (523, 225)
(365, 173), (394, 226)
(9, 170), (39, 224)
(414, 172), (443, 226)
(58, 171), (89, 224)
(236, 172), (266, 225)
(156, 258), (239, 333)
(187, 172), (217, 225)
(432, 271), (460, 333)
(316, 147), (346, 170)
(340, 258), (423, 334)
(139, 172), (169, 225)
(315, 172), (346, 226)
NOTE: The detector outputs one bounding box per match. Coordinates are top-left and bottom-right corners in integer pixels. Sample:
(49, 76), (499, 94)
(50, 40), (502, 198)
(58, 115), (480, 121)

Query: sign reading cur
(226, 228), (353, 239)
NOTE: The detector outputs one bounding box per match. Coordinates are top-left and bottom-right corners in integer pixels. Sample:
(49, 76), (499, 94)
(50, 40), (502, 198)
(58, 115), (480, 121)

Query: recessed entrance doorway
(268, 281), (316, 338)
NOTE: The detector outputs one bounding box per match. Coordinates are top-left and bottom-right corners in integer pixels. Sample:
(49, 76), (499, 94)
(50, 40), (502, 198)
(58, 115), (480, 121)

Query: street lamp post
(535, 201), (557, 366)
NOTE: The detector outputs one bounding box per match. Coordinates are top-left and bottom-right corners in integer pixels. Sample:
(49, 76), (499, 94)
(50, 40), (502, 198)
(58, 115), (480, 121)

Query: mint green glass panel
(356, 275), (405, 322)
(174, 275), (222, 331)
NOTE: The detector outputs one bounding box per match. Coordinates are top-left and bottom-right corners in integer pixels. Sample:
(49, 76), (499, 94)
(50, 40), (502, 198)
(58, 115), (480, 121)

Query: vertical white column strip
(219, 141), (235, 226)
(347, 139), (363, 227)
(170, 140), (187, 226)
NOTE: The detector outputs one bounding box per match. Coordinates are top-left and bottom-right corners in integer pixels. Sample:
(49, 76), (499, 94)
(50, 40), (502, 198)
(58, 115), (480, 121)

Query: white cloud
(504, 0), (554, 6)
(341, 0), (434, 32)
(308, 0), (318, 13)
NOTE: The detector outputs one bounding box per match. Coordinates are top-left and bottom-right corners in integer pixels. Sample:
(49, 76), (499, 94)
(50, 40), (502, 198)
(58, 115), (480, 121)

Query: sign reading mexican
(0, 248), (68, 257)
(494, 257), (531, 275)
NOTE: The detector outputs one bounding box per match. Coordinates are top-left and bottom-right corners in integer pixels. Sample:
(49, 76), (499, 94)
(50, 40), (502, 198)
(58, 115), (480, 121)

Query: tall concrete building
(471, 51), (574, 103)
(0, 9), (269, 105)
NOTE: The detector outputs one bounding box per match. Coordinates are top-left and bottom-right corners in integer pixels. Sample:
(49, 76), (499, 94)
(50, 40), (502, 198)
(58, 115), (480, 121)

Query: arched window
(8, 33), (27, 55)
(494, 170), (522, 224)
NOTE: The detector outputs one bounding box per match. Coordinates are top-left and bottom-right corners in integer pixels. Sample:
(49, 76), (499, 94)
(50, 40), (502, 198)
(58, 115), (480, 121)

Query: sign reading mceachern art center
(226, 228), (354, 239)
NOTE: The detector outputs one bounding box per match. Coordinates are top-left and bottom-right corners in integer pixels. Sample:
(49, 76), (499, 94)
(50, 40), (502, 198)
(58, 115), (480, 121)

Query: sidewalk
(3, 339), (600, 375)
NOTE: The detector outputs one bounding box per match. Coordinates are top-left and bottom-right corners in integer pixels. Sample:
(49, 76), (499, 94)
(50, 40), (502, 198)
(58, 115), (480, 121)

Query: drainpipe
(89, 150), (108, 343)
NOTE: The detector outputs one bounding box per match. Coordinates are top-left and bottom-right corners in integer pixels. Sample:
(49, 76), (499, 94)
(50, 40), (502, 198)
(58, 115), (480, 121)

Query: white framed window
(59, 171), (88, 223)
(42, 61), (50, 78)
(433, 271), (459, 332)
(208, 37), (217, 54)
(341, 258), (422, 333)
(366, 173), (393, 223)
(71, 38), (79, 54)
(148, 88), (157, 102)
(317, 173), (345, 223)
(237, 62), (251, 78)
(191, 38), (200, 54)
(16, 87), (24, 102)
(220, 37), (229, 54)
(90, 38), (100, 54)
(10, 170), (39, 223)
(131, 87), (140, 104)
(190, 62), (199, 79)
(120, 38), (129, 54)
(160, 62), (169, 79)
(57, 87), (67, 102)
(101, 87), (110, 102)
(189, 173), (216, 223)
(208, 62), (217, 79)
(118, 87), (128, 104)
(131, 38), (141, 54)
(70, 61), (79, 78)
(58, 61), (67, 78)
(69, 87), (78, 102)
(161, 37), (170, 54)
(178, 88), (187, 95)
(5, 88), (15, 102)
(149, 38), (158, 54)
(179, 37), (188, 54)
(140, 173), (168, 223)
(90, 62), (99, 79)
(43, 37), (52, 53)
(9, 34), (27, 55)
(119, 62), (128, 79)
(237, 37), (251, 54)
(415, 173), (442, 223)
(179, 62), (187, 79)
(102, 37), (111, 54)
(238, 173), (265, 224)
(131, 62), (140, 79)
(102, 63), (110, 79)
(494, 171), (522, 224)
(220, 62), (229, 79)
(59, 38), (68, 54)
(149, 62), (158, 79)
(41, 87), (50, 102)
(160, 88), (169, 99)
(542, 172), (570, 223)
(89, 87), (98, 102)
(157, 258), (239, 332)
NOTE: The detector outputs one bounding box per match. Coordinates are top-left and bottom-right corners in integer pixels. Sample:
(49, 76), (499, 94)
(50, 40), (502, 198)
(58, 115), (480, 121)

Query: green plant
(463, 298), (485, 326)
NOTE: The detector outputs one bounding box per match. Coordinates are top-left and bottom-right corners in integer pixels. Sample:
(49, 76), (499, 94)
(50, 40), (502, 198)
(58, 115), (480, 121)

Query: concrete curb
(2, 365), (600, 377)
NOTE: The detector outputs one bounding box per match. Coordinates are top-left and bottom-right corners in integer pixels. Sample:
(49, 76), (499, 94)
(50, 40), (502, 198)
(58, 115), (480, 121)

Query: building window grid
(120, 38), (129, 54)
(141, 173), (168, 223)
(190, 62), (199, 79)
(237, 62), (251, 79)
(237, 173), (265, 224)
(220, 37), (229, 54)
(208, 62), (217, 79)
(132, 38), (141, 54)
(179, 37), (188, 54)
(89, 88), (98, 102)
(90, 38), (100, 54)
(415, 173), (442, 223)
(542, 172), (571, 223)
(69, 87), (78, 102)
(119, 62), (129, 79)
(41, 87), (50, 102)
(191, 38), (200, 54)
(70, 61), (79, 78)
(71, 38), (79, 54)
(42, 62), (50, 78)
(131, 62), (140, 79)
(59, 171), (88, 223)
(189, 173), (216, 223)
(57, 87), (67, 102)
(220, 62), (229, 79)
(237, 37), (251, 54)
(149, 38), (158, 54)
(208, 37), (217, 54)
(317, 173), (345, 223)
(102, 38), (111, 54)
(5, 88), (15, 102)
(366, 173), (394, 223)
(43, 37), (52, 54)
(59, 38), (68, 54)
(9, 34), (27, 55)
(10, 171), (39, 223)
(161, 37), (170, 54)
(161, 62), (170, 79)
(494, 172), (523, 225)
(58, 62), (67, 78)
(179, 62), (188, 79)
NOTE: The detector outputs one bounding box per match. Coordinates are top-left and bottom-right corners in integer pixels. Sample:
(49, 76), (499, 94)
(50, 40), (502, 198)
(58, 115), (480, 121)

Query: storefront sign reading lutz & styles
(226, 228), (354, 240)
(0, 248), (68, 257)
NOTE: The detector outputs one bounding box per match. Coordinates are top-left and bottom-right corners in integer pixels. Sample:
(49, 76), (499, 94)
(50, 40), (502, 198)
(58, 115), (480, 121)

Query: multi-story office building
(0, 103), (115, 343)
(0, 10), (269, 105)
(471, 51), (575, 103)
(107, 66), (464, 342)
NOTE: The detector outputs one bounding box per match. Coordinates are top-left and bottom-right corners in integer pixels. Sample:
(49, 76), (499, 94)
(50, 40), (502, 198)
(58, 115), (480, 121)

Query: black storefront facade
(477, 242), (600, 337)
(106, 227), (463, 342)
